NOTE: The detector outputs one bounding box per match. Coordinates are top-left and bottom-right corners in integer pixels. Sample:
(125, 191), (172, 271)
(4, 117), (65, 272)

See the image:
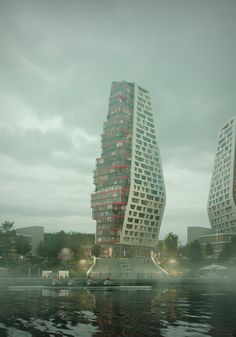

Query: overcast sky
(0, 0), (235, 243)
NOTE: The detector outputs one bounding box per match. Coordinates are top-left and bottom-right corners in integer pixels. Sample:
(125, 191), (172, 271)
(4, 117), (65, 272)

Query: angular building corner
(207, 116), (236, 234)
(91, 81), (166, 257)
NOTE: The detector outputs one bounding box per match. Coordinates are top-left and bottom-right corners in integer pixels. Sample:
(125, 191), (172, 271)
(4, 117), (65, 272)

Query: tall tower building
(208, 116), (236, 234)
(91, 81), (166, 257)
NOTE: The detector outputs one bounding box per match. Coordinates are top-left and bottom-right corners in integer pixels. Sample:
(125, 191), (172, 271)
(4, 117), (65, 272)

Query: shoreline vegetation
(1, 222), (236, 281)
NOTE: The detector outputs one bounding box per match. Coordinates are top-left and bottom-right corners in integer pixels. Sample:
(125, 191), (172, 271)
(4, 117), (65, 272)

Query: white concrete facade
(120, 84), (166, 248)
(208, 116), (236, 234)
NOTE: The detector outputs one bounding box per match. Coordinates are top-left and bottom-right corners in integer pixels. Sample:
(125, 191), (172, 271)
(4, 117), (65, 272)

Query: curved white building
(91, 81), (166, 257)
(208, 116), (236, 234)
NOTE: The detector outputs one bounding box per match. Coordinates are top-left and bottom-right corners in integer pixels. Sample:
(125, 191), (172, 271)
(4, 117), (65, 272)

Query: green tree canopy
(15, 235), (31, 256)
(37, 231), (95, 260)
(91, 244), (102, 257)
(0, 220), (16, 256)
(219, 236), (236, 261)
(157, 240), (165, 251)
(0, 221), (15, 233)
(188, 240), (203, 265)
(219, 243), (232, 261)
(205, 242), (214, 256)
(164, 232), (179, 259)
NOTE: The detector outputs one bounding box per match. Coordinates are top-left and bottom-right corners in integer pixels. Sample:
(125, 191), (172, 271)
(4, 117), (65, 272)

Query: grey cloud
(0, 0), (236, 240)
(0, 128), (70, 163)
(0, 122), (99, 173)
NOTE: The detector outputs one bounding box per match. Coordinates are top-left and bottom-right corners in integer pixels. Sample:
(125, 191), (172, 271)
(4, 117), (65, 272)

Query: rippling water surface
(0, 285), (236, 337)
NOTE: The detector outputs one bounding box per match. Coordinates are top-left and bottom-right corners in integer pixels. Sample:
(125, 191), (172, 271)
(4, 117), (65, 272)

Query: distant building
(16, 226), (44, 256)
(187, 226), (212, 244)
(208, 116), (236, 234)
(91, 81), (166, 257)
(187, 226), (236, 257)
(199, 232), (236, 256)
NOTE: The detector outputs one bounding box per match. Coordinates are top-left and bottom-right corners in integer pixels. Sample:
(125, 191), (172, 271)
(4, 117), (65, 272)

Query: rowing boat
(8, 284), (152, 291)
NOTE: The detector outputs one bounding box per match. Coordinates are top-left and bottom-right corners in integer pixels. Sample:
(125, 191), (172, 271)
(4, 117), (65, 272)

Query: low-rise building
(187, 226), (212, 244)
(199, 233), (236, 256)
(42, 270), (53, 278)
(58, 270), (69, 278)
(187, 226), (236, 257)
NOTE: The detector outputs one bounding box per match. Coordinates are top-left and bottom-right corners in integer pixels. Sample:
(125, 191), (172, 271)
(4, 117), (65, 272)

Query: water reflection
(0, 285), (236, 336)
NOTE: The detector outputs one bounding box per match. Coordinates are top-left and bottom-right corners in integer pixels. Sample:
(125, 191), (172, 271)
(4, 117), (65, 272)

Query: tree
(91, 244), (102, 257)
(219, 243), (232, 261)
(218, 237), (236, 262)
(37, 241), (47, 258)
(188, 240), (203, 265)
(66, 233), (83, 258)
(0, 220), (16, 257)
(42, 231), (67, 259)
(157, 240), (165, 251)
(37, 231), (96, 261)
(15, 235), (31, 256)
(164, 232), (179, 259)
(0, 221), (15, 233)
(205, 242), (214, 256)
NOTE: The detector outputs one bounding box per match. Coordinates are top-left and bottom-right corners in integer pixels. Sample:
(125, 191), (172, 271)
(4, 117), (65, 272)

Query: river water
(0, 284), (236, 337)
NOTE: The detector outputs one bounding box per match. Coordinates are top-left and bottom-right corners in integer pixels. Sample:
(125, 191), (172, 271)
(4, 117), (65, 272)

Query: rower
(52, 278), (62, 286)
(103, 277), (113, 286)
(67, 278), (77, 286)
(87, 275), (96, 286)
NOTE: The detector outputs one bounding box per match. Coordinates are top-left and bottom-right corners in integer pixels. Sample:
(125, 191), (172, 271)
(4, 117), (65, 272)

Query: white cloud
(19, 114), (63, 133)
(20, 55), (56, 86)
(71, 128), (100, 148)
